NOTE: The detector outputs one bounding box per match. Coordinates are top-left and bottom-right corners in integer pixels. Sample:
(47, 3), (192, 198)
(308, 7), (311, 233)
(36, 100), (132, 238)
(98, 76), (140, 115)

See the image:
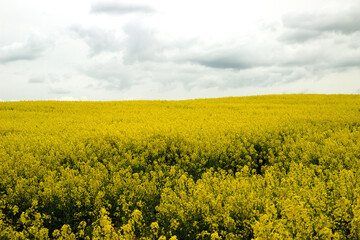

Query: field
(1, 94), (360, 239)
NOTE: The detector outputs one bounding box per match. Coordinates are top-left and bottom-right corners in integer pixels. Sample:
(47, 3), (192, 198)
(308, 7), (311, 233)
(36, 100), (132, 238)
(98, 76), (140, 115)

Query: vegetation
(1, 94), (360, 239)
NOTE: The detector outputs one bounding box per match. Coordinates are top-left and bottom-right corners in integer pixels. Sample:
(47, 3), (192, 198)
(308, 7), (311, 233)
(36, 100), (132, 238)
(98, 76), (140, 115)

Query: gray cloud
(331, 48), (360, 69)
(184, 43), (274, 70)
(284, 6), (360, 34)
(28, 77), (45, 83)
(118, 21), (198, 64)
(279, 29), (321, 43)
(193, 67), (311, 90)
(68, 22), (167, 65)
(193, 56), (252, 70)
(190, 53), (260, 70)
(80, 57), (141, 90)
(73, 18), (360, 93)
(281, 5), (360, 43)
(70, 25), (121, 56)
(0, 36), (49, 64)
(122, 23), (165, 64)
(278, 38), (360, 70)
(91, 2), (155, 15)
(119, 23), (265, 70)
(168, 64), (311, 91)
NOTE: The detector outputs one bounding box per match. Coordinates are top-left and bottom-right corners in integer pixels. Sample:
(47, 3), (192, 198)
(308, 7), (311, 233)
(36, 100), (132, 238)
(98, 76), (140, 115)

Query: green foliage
(1, 95), (360, 239)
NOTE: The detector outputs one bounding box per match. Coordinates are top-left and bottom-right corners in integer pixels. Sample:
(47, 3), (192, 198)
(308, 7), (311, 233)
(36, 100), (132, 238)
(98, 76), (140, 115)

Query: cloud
(48, 87), (71, 95)
(70, 25), (121, 56)
(28, 74), (72, 85)
(28, 77), (45, 83)
(69, 23), (163, 62)
(189, 51), (261, 70)
(281, 4), (360, 43)
(181, 66), (311, 90)
(192, 56), (253, 70)
(122, 23), (165, 63)
(117, 21), (198, 64)
(284, 6), (360, 34)
(0, 36), (50, 64)
(73, 17), (360, 93)
(80, 56), (142, 90)
(277, 36), (360, 70)
(91, 2), (155, 15)
(278, 29), (321, 43)
(331, 47), (360, 69)
(70, 21), (195, 64)
(75, 28), (335, 92)
(183, 41), (275, 70)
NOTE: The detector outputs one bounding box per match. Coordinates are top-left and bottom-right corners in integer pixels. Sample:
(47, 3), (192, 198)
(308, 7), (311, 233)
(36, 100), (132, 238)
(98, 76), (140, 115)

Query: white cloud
(91, 2), (156, 15)
(0, 34), (51, 64)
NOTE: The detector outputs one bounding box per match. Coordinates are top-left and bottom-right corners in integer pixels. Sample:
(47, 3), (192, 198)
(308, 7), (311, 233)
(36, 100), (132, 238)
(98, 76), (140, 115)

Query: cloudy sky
(1, 0), (360, 100)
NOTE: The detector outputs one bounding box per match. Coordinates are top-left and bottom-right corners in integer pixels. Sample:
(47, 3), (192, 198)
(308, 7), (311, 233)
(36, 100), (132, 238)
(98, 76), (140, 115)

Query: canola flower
(0, 94), (360, 239)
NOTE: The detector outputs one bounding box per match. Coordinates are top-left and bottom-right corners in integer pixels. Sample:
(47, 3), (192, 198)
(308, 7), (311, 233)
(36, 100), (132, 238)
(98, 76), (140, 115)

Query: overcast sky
(1, 0), (360, 100)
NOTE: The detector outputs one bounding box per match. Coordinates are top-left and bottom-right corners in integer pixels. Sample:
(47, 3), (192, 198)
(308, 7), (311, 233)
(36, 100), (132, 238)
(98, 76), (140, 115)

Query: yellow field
(1, 94), (360, 239)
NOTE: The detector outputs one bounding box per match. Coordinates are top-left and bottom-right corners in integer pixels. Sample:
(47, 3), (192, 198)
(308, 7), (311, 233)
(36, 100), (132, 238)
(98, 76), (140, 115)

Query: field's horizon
(2, 93), (360, 103)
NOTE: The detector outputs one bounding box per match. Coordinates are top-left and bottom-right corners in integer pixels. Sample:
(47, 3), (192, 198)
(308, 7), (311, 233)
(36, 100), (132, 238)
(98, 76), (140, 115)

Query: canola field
(1, 94), (360, 239)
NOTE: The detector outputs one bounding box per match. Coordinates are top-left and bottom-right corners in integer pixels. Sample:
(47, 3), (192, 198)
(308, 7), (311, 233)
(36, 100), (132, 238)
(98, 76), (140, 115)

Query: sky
(1, 0), (360, 101)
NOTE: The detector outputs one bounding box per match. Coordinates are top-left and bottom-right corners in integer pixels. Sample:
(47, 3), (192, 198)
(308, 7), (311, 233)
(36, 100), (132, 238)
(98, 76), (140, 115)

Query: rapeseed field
(1, 94), (360, 239)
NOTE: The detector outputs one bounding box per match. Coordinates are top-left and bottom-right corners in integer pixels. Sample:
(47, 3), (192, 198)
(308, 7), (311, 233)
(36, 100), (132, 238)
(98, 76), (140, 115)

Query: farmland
(1, 94), (360, 239)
